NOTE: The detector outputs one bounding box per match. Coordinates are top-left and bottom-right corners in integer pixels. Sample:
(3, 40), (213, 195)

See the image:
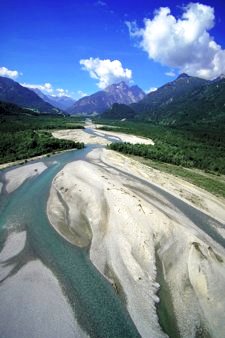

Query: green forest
(0, 110), (85, 164)
(97, 120), (225, 174)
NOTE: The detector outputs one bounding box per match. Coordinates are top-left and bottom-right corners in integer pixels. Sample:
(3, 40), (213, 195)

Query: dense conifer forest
(0, 103), (84, 164)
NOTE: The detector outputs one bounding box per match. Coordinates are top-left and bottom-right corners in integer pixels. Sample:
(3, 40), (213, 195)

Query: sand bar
(52, 128), (154, 146)
(4, 162), (47, 193)
(48, 147), (225, 338)
(0, 230), (88, 338)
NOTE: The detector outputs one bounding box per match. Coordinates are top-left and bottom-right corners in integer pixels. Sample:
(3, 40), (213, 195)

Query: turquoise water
(0, 148), (140, 338)
(1, 143), (223, 338)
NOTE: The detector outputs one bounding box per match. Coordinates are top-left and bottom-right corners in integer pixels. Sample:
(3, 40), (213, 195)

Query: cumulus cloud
(165, 71), (176, 77)
(21, 82), (76, 98)
(80, 57), (132, 89)
(0, 66), (21, 79)
(21, 82), (53, 93)
(55, 88), (69, 97)
(77, 90), (87, 98)
(146, 87), (157, 93)
(127, 3), (225, 79)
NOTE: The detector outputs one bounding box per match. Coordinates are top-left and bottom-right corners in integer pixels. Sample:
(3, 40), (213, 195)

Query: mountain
(150, 76), (225, 127)
(68, 81), (145, 115)
(46, 95), (76, 110)
(103, 103), (135, 119)
(213, 74), (225, 82)
(32, 88), (76, 110)
(103, 74), (224, 127)
(0, 100), (32, 115)
(0, 76), (59, 114)
(132, 73), (209, 119)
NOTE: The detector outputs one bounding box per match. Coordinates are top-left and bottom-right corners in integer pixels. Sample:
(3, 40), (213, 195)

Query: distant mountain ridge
(32, 88), (76, 110)
(102, 74), (225, 128)
(151, 75), (225, 126)
(2, 72), (224, 126)
(131, 73), (209, 118)
(0, 76), (59, 114)
(68, 81), (145, 115)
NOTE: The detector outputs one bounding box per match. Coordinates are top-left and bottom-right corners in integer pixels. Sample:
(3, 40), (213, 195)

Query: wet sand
(52, 128), (154, 146)
(4, 162), (47, 193)
(0, 231), (88, 338)
(48, 147), (225, 338)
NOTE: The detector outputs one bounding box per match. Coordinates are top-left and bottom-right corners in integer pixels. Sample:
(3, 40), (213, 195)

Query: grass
(130, 156), (225, 199)
(95, 119), (225, 198)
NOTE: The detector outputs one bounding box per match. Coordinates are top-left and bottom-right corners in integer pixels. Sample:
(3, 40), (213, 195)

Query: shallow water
(0, 147), (140, 338)
(1, 140), (224, 338)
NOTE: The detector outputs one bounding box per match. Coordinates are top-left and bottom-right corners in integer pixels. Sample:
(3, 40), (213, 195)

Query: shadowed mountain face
(100, 74), (225, 126)
(132, 74), (209, 118)
(153, 76), (225, 126)
(67, 81), (145, 115)
(103, 103), (136, 119)
(131, 74), (225, 126)
(32, 89), (76, 111)
(0, 77), (59, 114)
(0, 101), (32, 115)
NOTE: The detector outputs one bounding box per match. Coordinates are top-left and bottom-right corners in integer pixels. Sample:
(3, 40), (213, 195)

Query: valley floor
(48, 127), (225, 338)
(52, 127), (154, 146)
(1, 126), (225, 337)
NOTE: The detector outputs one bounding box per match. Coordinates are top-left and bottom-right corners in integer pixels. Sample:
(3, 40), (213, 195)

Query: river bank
(0, 145), (141, 338)
(0, 231), (86, 338)
(48, 146), (225, 338)
(0, 147), (82, 171)
(52, 128), (154, 146)
(1, 125), (225, 338)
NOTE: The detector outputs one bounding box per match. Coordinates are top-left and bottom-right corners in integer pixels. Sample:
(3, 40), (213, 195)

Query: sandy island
(3, 125), (224, 337)
(0, 230), (88, 338)
(48, 146), (225, 338)
(3, 162), (47, 193)
(52, 128), (154, 146)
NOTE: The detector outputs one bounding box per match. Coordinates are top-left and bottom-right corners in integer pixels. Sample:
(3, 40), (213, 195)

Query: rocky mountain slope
(133, 74), (225, 127)
(68, 81), (145, 115)
(102, 74), (225, 128)
(0, 76), (58, 114)
(132, 74), (208, 118)
(32, 88), (76, 110)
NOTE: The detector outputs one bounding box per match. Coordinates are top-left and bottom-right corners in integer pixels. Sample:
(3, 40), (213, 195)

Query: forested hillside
(97, 120), (225, 174)
(0, 101), (84, 164)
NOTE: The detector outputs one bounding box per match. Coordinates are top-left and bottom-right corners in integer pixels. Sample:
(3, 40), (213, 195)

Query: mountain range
(32, 88), (76, 110)
(131, 73), (208, 117)
(1, 74), (225, 128)
(68, 81), (145, 115)
(103, 73), (225, 127)
(0, 76), (59, 114)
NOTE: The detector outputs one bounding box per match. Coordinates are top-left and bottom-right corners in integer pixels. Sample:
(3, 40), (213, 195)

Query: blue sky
(0, 0), (225, 98)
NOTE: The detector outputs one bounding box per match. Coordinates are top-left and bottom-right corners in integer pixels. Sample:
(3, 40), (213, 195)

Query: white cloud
(80, 57), (132, 89)
(165, 71), (176, 77)
(95, 1), (107, 6)
(21, 82), (76, 98)
(21, 82), (53, 93)
(0, 66), (21, 79)
(77, 90), (87, 98)
(127, 3), (225, 80)
(56, 88), (69, 97)
(146, 87), (157, 94)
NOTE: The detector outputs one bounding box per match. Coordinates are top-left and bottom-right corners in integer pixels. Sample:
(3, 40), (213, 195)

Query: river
(0, 146), (140, 338)
(0, 130), (225, 338)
